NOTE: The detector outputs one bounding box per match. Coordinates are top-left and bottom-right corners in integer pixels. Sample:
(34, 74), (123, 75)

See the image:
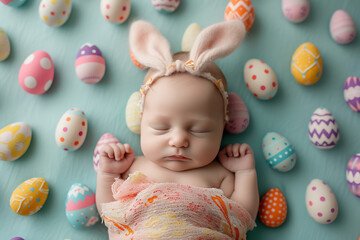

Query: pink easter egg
(225, 92), (250, 134)
(152, 0), (180, 12)
(18, 50), (54, 95)
(330, 10), (356, 44)
(93, 133), (120, 172)
(282, 0), (310, 23)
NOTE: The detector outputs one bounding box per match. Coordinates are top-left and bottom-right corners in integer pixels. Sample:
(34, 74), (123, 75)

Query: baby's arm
(96, 143), (135, 214)
(218, 143), (259, 220)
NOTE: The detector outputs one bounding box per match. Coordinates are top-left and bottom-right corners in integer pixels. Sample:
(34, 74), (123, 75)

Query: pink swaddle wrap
(101, 172), (255, 240)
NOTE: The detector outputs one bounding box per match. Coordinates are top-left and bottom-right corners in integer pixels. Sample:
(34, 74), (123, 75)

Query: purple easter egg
(10, 238), (24, 240)
(344, 76), (360, 112)
(346, 154), (360, 198)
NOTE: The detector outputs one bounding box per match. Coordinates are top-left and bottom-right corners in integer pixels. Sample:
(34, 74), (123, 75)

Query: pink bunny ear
(189, 20), (246, 72)
(129, 20), (173, 72)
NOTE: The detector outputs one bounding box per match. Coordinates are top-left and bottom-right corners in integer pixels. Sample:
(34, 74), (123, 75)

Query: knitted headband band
(129, 20), (246, 121)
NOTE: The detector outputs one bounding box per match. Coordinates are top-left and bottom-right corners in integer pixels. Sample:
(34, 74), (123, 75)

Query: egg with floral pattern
(259, 188), (287, 227)
(39, 0), (72, 27)
(100, 0), (130, 23)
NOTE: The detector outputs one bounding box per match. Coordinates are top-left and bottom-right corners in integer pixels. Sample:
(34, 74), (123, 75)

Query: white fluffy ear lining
(129, 20), (173, 72)
(189, 20), (246, 72)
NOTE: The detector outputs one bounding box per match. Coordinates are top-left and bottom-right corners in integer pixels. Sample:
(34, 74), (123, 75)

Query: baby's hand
(99, 143), (135, 175)
(218, 143), (255, 173)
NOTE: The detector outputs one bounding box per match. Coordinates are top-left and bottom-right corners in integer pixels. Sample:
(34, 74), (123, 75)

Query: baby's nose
(169, 130), (189, 148)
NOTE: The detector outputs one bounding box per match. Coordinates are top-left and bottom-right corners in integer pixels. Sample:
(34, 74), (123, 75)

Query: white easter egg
(93, 133), (120, 172)
(282, 0), (310, 23)
(225, 92), (249, 134)
(0, 28), (10, 61)
(244, 59), (278, 100)
(305, 179), (338, 224)
(100, 0), (130, 23)
(126, 91), (141, 134)
(330, 10), (356, 45)
(39, 0), (72, 27)
(55, 108), (87, 151)
(181, 23), (202, 52)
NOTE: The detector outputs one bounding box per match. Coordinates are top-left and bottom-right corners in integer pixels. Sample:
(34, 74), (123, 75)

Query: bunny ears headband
(129, 20), (246, 121)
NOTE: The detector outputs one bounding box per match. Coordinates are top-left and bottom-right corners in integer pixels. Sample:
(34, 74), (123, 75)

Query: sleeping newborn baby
(96, 20), (259, 240)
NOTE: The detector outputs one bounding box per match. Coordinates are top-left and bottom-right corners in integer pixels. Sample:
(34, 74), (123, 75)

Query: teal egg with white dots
(262, 132), (296, 172)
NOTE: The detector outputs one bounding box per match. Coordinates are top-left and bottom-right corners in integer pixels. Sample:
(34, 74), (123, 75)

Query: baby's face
(140, 73), (225, 171)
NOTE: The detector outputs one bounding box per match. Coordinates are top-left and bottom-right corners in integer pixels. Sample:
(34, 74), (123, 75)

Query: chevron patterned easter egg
(225, 92), (249, 134)
(291, 42), (323, 86)
(93, 133), (120, 172)
(0, 122), (31, 162)
(259, 188), (287, 227)
(224, 0), (255, 31)
(262, 132), (296, 172)
(126, 91), (141, 134)
(346, 154), (360, 198)
(282, 0), (310, 23)
(65, 183), (99, 228)
(10, 177), (49, 216)
(344, 76), (360, 112)
(309, 108), (339, 149)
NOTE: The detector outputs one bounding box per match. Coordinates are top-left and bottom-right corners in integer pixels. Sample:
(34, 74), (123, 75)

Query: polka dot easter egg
(65, 183), (99, 228)
(75, 43), (106, 84)
(100, 0), (130, 23)
(346, 154), (360, 198)
(224, 0), (255, 31)
(93, 133), (120, 172)
(181, 23), (202, 52)
(39, 0), (72, 27)
(0, 122), (31, 162)
(0, 0), (26, 7)
(126, 91), (141, 134)
(0, 28), (10, 61)
(262, 132), (296, 172)
(305, 179), (338, 224)
(308, 108), (339, 149)
(259, 188), (287, 227)
(244, 59), (278, 100)
(344, 76), (360, 112)
(18, 50), (54, 95)
(225, 92), (249, 134)
(330, 10), (356, 45)
(152, 0), (180, 13)
(291, 42), (323, 86)
(55, 108), (87, 151)
(282, 0), (310, 23)
(10, 177), (49, 216)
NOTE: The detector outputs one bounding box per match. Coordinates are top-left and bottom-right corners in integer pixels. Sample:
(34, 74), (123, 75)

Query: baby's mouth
(165, 155), (190, 161)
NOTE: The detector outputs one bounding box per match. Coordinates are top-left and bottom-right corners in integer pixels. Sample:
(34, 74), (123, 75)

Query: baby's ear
(129, 21), (173, 72)
(189, 20), (246, 72)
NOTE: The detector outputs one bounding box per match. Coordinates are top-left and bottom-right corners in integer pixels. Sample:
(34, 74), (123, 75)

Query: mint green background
(1, 0), (360, 239)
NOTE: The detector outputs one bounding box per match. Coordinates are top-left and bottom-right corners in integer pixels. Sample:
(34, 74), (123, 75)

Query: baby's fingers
(225, 144), (234, 157)
(100, 144), (114, 159)
(232, 143), (241, 157)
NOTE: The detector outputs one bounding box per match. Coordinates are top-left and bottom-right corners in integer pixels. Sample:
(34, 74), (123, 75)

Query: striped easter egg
(330, 10), (356, 45)
(308, 108), (339, 149)
(93, 133), (120, 172)
(346, 154), (360, 198)
(224, 0), (255, 31)
(344, 76), (360, 112)
(225, 92), (249, 134)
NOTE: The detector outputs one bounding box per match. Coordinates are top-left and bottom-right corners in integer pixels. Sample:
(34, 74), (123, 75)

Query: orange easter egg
(259, 188), (287, 227)
(224, 0), (255, 31)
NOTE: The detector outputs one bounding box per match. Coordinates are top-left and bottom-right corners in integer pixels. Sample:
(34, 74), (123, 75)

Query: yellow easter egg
(125, 91), (141, 134)
(10, 177), (49, 216)
(291, 42), (323, 85)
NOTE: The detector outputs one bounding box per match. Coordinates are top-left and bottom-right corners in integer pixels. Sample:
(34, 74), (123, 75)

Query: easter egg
(0, 0), (26, 7)
(10, 238), (24, 240)
(75, 43), (106, 84)
(225, 92), (249, 134)
(244, 59), (278, 100)
(346, 154), (360, 198)
(344, 76), (360, 112)
(330, 10), (356, 45)
(181, 23), (202, 52)
(291, 42), (323, 86)
(224, 0), (255, 31)
(305, 179), (338, 224)
(262, 132), (296, 172)
(282, 0), (310, 23)
(100, 0), (131, 23)
(39, 0), (72, 27)
(259, 188), (287, 227)
(10, 177), (49, 216)
(130, 49), (146, 69)
(55, 108), (87, 151)
(0, 122), (31, 162)
(152, 0), (180, 12)
(65, 183), (99, 228)
(0, 28), (10, 61)
(126, 91), (141, 134)
(19, 50), (54, 95)
(308, 108), (339, 149)
(93, 133), (120, 172)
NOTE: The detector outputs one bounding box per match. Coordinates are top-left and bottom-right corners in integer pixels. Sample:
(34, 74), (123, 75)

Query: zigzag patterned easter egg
(344, 76), (360, 112)
(259, 188), (287, 227)
(291, 42), (323, 86)
(346, 154), (360, 198)
(224, 0), (255, 31)
(10, 177), (49, 216)
(0, 28), (10, 61)
(308, 108), (339, 149)
(93, 133), (120, 172)
(126, 91), (141, 134)
(225, 92), (249, 134)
